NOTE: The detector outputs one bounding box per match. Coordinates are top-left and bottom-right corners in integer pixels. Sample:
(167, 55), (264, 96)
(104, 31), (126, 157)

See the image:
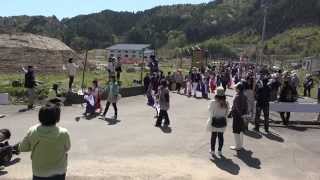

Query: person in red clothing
(92, 80), (102, 113)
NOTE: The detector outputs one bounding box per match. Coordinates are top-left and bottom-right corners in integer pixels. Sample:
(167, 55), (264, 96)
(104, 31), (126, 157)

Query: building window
(118, 50), (121, 53)
(132, 51), (136, 53)
(132, 55), (136, 58)
(125, 50), (129, 53)
(110, 54), (114, 57)
(125, 54), (128, 58)
(110, 50), (114, 53)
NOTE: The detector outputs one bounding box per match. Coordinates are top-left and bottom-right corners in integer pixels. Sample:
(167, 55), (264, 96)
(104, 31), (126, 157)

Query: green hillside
(0, 0), (320, 58)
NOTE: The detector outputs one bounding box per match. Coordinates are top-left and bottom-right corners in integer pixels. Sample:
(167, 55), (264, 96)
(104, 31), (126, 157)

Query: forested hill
(1, 0), (320, 56)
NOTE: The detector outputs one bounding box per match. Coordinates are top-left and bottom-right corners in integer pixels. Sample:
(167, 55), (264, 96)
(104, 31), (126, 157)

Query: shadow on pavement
(84, 114), (100, 120)
(0, 171), (8, 176)
(287, 126), (308, 131)
(236, 149), (261, 169)
(18, 108), (32, 113)
(262, 132), (284, 143)
(4, 158), (21, 167)
(269, 119), (320, 126)
(160, 126), (172, 134)
(244, 130), (262, 139)
(103, 118), (121, 125)
(210, 155), (240, 175)
(270, 124), (320, 130)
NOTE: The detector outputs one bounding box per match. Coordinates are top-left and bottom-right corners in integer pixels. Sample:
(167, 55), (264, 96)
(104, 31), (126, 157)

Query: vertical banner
(191, 49), (204, 69)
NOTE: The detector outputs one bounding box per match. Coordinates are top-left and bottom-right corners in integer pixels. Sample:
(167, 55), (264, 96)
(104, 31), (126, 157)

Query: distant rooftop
(106, 44), (151, 51)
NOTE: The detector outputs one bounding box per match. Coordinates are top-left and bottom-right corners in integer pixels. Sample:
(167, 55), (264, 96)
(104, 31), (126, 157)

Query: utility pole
(260, 0), (268, 66)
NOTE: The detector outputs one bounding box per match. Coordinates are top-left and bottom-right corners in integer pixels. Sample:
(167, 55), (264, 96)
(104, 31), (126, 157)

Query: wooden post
(81, 50), (88, 91)
(140, 49), (145, 85)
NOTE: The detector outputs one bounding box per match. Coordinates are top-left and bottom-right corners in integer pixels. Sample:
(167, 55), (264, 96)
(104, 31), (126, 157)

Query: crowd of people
(5, 56), (319, 179)
(141, 61), (319, 157)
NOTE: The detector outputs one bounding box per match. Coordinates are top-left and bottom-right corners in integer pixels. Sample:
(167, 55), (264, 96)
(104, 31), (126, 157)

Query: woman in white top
(207, 86), (229, 157)
(63, 58), (79, 92)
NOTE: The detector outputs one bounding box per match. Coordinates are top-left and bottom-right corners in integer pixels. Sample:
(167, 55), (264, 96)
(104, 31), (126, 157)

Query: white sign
(270, 102), (320, 113)
(0, 93), (9, 105)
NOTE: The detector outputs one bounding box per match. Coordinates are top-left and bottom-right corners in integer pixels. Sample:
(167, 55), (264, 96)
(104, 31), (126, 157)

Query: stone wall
(0, 47), (79, 73)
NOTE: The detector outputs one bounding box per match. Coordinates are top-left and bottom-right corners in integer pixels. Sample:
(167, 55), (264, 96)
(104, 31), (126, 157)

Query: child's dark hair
(160, 79), (167, 87)
(68, 58), (73, 63)
(39, 104), (61, 126)
(92, 80), (98, 87)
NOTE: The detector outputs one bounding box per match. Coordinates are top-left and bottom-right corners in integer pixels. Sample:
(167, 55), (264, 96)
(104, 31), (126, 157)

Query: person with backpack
(254, 76), (271, 132)
(207, 87), (229, 157)
(18, 103), (71, 180)
(155, 80), (170, 127)
(230, 82), (248, 151)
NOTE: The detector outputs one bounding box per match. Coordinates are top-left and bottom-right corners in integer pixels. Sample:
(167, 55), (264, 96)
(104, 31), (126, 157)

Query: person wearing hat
(102, 76), (119, 120)
(230, 82), (248, 151)
(207, 86), (229, 157)
(22, 65), (37, 109)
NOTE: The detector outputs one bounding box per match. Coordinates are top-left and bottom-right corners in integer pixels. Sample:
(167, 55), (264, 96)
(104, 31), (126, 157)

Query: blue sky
(1, 0), (210, 19)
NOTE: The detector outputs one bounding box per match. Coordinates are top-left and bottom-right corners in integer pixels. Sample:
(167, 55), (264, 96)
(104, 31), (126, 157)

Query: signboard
(192, 50), (204, 68)
(270, 102), (320, 113)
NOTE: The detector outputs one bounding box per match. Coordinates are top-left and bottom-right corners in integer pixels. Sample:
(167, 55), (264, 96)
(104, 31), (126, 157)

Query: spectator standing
(22, 66), (37, 109)
(18, 104), (71, 180)
(155, 80), (170, 127)
(143, 73), (151, 94)
(174, 70), (184, 94)
(304, 74), (314, 97)
(166, 72), (174, 91)
(230, 83), (248, 151)
(254, 76), (271, 132)
(102, 76), (120, 120)
(207, 87), (229, 157)
(115, 57), (122, 81)
(279, 78), (297, 125)
(63, 58), (79, 92)
(269, 73), (282, 101)
(107, 57), (116, 79)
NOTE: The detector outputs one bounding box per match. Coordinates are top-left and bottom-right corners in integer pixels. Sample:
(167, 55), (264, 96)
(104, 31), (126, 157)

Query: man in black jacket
(22, 66), (36, 109)
(254, 76), (271, 132)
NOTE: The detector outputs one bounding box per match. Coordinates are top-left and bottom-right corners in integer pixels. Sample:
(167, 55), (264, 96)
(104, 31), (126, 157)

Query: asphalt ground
(0, 90), (320, 180)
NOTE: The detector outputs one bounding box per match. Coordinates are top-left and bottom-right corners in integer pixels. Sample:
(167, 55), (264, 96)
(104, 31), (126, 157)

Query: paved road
(0, 90), (320, 180)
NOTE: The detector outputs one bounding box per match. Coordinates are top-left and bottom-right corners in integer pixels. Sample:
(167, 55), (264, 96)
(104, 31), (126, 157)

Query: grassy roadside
(0, 65), (181, 104)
